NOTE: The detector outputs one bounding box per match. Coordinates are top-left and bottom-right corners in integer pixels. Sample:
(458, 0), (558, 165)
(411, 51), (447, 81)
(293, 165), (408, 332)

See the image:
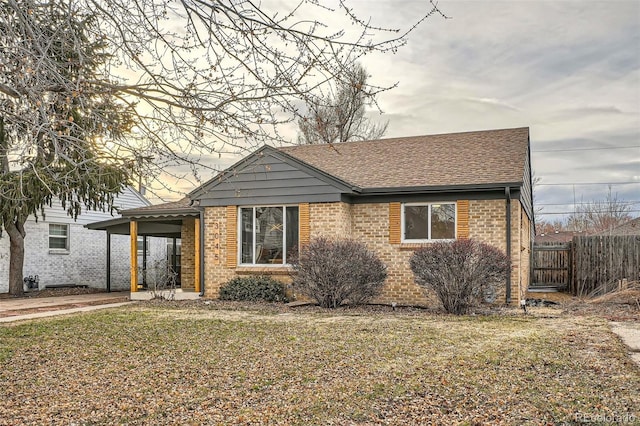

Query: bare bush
(409, 239), (509, 314)
(142, 260), (179, 301)
(291, 237), (387, 308)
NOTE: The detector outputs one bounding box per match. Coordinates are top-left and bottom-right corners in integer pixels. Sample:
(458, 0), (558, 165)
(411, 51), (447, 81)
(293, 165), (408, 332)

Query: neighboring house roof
(535, 231), (588, 244)
(603, 217), (640, 236)
(535, 218), (640, 242)
(40, 185), (151, 226)
(122, 186), (153, 209)
(278, 127), (530, 189)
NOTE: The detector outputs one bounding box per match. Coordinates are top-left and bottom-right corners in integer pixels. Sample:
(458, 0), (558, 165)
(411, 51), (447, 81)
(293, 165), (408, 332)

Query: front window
(49, 224), (69, 251)
(402, 203), (455, 241)
(240, 206), (299, 265)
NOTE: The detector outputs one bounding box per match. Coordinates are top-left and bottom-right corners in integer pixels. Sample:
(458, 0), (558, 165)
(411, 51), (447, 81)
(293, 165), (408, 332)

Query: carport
(85, 197), (203, 295)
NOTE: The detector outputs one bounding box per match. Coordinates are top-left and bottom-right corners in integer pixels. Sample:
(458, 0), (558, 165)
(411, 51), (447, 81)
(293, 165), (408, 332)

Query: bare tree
(566, 186), (633, 234)
(1, 0), (446, 294)
(535, 219), (566, 236)
(297, 63), (388, 144)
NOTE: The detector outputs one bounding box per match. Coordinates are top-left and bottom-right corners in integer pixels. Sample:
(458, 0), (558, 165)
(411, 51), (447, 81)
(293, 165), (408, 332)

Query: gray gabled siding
(196, 151), (346, 207)
(520, 146), (534, 223)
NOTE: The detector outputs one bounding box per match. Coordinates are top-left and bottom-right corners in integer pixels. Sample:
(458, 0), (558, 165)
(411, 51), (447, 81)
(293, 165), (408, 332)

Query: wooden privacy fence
(532, 235), (640, 296)
(572, 235), (640, 297)
(531, 242), (572, 289)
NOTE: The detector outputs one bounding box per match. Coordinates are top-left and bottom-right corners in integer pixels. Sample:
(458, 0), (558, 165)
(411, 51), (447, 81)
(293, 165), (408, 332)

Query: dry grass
(0, 303), (638, 425)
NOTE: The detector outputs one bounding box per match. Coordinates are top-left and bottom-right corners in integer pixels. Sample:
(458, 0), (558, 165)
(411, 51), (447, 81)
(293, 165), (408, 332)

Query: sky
(350, 0), (640, 222)
(161, 0), (640, 223)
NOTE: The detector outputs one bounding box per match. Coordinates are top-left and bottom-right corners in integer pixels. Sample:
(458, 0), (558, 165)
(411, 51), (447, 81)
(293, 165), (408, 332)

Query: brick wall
(0, 220), (165, 293)
(309, 202), (352, 238)
(468, 198), (529, 304)
(519, 209), (532, 301)
(200, 199), (531, 306)
(203, 207), (235, 298)
(350, 203), (433, 305)
(468, 199), (507, 250)
(181, 218), (196, 290)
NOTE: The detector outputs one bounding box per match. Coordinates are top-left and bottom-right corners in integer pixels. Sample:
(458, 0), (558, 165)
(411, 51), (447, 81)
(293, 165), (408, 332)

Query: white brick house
(0, 187), (166, 293)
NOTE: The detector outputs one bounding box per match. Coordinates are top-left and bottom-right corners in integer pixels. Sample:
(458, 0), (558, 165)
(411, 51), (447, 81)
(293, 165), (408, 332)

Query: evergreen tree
(0, 1), (132, 295)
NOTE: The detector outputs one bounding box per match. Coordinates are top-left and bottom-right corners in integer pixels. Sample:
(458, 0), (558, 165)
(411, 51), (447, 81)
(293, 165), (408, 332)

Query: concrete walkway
(0, 292), (133, 323)
(610, 322), (640, 367)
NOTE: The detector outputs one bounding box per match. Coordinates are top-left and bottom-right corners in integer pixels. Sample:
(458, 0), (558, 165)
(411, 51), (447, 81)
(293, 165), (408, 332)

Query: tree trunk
(5, 219), (26, 296)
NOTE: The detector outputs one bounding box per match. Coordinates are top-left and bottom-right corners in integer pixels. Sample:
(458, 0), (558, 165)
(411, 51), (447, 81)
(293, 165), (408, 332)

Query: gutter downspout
(505, 186), (512, 304)
(199, 208), (205, 297)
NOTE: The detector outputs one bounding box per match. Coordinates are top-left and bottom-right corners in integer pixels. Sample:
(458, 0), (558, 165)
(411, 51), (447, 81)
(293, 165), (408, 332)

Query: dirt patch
(136, 292), (640, 325)
(561, 287), (640, 322)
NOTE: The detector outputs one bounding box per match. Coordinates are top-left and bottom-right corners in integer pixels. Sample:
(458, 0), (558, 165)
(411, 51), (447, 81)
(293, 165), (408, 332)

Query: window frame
(237, 205), (299, 266)
(137, 235), (150, 257)
(48, 223), (70, 252)
(401, 202), (457, 242)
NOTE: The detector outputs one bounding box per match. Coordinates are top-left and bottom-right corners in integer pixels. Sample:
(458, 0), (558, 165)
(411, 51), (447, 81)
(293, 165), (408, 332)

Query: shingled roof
(279, 127), (530, 189)
(121, 197), (199, 217)
(603, 217), (640, 236)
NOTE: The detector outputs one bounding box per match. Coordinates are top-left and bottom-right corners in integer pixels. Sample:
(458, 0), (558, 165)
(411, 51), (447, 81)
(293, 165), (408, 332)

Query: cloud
(352, 0), (640, 218)
(142, 0), (639, 220)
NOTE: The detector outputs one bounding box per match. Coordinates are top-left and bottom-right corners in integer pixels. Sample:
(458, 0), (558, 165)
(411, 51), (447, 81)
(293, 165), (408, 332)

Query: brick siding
(181, 218), (196, 290)
(201, 199), (532, 306)
(203, 207), (235, 298)
(0, 220), (165, 292)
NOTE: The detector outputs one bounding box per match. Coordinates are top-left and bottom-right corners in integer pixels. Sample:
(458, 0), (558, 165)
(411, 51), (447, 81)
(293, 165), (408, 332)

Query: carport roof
(85, 197), (200, 237)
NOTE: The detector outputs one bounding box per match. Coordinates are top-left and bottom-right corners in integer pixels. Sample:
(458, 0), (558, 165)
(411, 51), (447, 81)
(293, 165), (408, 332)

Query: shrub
(219, 276), (289, 303)
(409, 239), (510, 314)
(143, 260), (179, 301)
(291, 237), (387, 308)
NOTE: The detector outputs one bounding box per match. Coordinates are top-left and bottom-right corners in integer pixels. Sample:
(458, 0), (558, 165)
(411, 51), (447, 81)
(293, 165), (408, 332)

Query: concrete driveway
(0, 292), (133, 323)
(610, 322), (640, 367)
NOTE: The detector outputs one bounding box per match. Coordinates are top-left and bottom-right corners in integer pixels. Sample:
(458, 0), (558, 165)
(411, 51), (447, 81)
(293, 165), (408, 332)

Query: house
(599, 217), (640, 236)
(0, 186), (166, 293)
(89, 127), (534, 305)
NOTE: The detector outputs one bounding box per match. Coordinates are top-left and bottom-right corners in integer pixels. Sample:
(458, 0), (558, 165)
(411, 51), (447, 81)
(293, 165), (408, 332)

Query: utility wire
(533, 145), (640, 153)
(536, 182), (639, 186)
(538, 210), (640, 215)
(536, 200), (640, 206)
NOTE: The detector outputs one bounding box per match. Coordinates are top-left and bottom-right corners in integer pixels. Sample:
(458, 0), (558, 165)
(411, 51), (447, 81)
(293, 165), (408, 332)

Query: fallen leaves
(0, 303), (638, 425)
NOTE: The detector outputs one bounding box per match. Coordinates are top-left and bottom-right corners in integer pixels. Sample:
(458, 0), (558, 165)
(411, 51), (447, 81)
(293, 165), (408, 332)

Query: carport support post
(130, 221), (138, 292)
(106, 231), (111, 293)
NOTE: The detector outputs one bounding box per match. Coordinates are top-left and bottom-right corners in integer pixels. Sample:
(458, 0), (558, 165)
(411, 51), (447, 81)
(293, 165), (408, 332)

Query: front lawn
(0, 304), (638, 425)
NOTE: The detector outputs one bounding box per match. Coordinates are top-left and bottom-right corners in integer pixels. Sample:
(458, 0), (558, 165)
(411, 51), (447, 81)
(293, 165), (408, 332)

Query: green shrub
(409, 239), (509, 314)
(219, 276), (289, 303)
(291, 237), (387, 308)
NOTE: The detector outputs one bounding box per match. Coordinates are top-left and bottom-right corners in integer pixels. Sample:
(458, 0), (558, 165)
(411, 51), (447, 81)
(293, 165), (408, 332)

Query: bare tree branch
(0, 0), (446, 294)
(566, 186), (633, 234)
(297, 63), (389, 144)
